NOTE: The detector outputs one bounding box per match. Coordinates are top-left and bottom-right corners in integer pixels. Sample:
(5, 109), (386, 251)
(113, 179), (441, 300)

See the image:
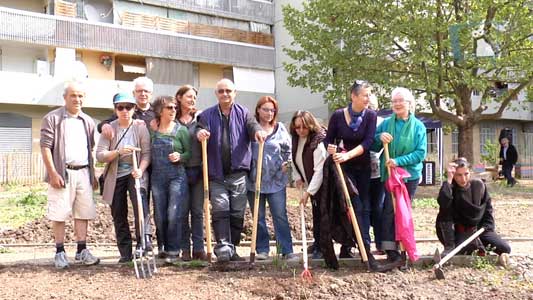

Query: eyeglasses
(115, 104), (135, 111)
(217, 89), (234, 95)
(391, 98), (406, 104)
(165, 105), (177, 111)
(260, 107), (276, 114)
(134, 89), (151, 94)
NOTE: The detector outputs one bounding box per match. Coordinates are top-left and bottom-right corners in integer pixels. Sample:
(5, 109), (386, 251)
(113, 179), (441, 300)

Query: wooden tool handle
(335, 162), (368, 262)
(250, 141), (264, 262)
(201, 139), (212, 262)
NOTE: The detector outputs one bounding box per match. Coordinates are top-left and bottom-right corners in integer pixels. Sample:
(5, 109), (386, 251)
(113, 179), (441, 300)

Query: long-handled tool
(334, 160), (369, 269)
(132, 149), (157, 279)
(383, 143), (407, 266)
(299, 189), (312, 282)
(249, 141), (265, 264)
(433, 227), (485, 280)
(201, 139), (213, 264)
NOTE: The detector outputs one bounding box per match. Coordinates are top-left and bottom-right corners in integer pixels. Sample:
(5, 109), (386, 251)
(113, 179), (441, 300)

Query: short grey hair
(390, 87), (414, 104)
(133, 76), (154, 92)
(63, 80), (86, 97)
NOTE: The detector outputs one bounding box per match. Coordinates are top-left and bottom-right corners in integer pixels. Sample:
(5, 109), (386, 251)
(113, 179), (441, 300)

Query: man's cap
(113, 92), (136, 105)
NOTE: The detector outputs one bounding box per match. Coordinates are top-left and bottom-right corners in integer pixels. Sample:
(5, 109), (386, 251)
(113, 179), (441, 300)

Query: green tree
(283, 0), (533, 162)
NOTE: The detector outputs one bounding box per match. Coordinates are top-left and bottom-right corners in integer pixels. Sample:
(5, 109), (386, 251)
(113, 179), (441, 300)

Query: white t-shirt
(64, 115), (89, 166)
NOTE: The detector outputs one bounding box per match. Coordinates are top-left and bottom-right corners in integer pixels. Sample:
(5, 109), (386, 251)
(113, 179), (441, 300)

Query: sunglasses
(165, 105), (177, 111)
(217, 89), (234, 95)
(115, 104), (135, 111)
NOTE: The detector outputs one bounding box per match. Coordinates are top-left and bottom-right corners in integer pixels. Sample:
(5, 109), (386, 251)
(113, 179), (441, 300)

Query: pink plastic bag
(385, 167), (419, 262)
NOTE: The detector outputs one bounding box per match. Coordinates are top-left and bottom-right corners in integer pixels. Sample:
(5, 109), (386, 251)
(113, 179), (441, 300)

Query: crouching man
(436, 157), (510, 264)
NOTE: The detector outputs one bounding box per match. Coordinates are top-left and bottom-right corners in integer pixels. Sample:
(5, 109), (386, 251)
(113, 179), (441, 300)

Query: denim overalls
(150, 123), (189, 255)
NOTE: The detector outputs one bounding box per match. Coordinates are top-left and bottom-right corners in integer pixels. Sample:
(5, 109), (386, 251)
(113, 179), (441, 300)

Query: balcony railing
(124, 0), (274, 25)
(0, 7), (274, 70)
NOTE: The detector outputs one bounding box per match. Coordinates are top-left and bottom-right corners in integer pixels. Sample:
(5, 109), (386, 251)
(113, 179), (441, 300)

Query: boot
(339, 245), (355, 258)
(230, 217), (244, 246)
(212, 211), (234, 262)
(181, 249), (192, 261)
(364, 244), (386, 272)
(193, 251), (207, 261)
(438, 221), (455, 257)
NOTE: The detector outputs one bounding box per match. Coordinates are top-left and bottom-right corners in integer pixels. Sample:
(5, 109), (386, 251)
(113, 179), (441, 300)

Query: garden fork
(132, 149), (157, 279)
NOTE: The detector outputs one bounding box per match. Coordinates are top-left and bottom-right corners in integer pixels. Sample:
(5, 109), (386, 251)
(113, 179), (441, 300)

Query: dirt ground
(1, 182), (533, 299)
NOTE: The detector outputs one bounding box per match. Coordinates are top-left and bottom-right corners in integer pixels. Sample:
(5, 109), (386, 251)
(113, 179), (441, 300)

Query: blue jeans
(369, 177), (385, 249)
(181, 167), (205, 253)
(247, 189), (294, 255)
(344, 166), (372, 246)
(151, 166), (188, 255)
(381, 179), (418, 250)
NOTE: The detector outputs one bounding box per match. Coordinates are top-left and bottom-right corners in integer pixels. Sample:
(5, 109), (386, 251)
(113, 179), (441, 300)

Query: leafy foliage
(283, 0), (533, 160)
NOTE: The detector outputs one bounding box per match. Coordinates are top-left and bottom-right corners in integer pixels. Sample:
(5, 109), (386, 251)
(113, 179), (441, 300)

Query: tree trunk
(457, 123), (474, 163)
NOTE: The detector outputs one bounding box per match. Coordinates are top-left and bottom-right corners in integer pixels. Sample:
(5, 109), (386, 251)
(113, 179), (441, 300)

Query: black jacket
(319, 156), (359, 269)
(499, 144), (518, 166)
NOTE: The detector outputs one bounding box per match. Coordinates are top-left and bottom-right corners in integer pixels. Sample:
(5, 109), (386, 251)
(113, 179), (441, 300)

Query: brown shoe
(181, 250), (192, 261)
(193, 251), (207, 261)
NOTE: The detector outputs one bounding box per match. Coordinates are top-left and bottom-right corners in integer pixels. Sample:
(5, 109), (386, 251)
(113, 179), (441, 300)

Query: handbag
(98, 123), (132, 195)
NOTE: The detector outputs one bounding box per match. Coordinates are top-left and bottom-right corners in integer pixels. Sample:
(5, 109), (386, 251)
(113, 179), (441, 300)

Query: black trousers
(436, 223), (511, 255)
(111, 175), (149, 258)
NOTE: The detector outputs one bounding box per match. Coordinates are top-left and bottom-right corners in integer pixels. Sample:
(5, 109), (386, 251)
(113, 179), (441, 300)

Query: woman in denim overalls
(150, 96), (191, 263)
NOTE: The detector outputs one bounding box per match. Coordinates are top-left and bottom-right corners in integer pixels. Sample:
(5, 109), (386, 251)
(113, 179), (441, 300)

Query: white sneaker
(55, 251), (69, 269)
(498, 253), (510, 269)
(256, 252), (269, 260)
(75, 249), (100, 266)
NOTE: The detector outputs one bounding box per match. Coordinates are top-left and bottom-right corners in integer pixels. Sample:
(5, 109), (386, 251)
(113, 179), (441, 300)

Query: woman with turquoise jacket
(372, 87), (427, 267)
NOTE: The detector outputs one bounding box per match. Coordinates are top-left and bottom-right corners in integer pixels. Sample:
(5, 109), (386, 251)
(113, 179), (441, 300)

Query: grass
(412, 197), (439, 209)
(0, 187), (47, 229)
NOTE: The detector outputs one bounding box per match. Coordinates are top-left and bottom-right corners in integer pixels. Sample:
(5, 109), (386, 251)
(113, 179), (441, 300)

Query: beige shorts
(47, 168), (96, 221)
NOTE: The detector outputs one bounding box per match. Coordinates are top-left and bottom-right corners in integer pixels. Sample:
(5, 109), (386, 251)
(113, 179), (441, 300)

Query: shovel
(132, 149), (157, 279)
(299, 189), (312, 282)
(201, 139), (213, 264)
(249, 141), (265, 264)
(333, 160), (369, 270)
(433, 227), (485, 280)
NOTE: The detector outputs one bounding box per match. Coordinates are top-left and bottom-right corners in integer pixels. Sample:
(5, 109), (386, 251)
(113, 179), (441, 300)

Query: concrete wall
(0, 0), (45, 13)
(0, 42), (48, 73)
(273, 0), (328, 123)
(81, 50), (115, 80)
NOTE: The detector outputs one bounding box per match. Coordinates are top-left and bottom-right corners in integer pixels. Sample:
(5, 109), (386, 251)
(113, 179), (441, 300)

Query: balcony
(0, 7), (274, 70)
(124, 0), (274, 25)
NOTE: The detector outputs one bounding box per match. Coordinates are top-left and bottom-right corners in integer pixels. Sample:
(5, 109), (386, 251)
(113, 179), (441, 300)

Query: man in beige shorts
(40, 81), (100, 269)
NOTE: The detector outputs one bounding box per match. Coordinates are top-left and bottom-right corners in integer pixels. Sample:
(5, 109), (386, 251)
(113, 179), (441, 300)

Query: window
(451, 128), (458, 155)
(426, 129), (437, 154)
(480, 126), (494, 155)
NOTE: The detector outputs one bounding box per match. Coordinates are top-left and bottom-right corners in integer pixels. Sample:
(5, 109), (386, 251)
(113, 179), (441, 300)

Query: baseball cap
(113, 92), (136, 105)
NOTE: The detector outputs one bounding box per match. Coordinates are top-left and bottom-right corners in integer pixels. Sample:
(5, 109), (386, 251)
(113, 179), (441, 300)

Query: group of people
(40, 76), (511, 270)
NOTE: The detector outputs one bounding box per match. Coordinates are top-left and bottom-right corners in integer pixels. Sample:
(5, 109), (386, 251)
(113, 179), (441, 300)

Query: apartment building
(0, 0), (276, 158)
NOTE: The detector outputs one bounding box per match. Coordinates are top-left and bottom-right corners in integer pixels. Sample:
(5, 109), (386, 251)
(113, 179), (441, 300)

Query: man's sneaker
(282, 253), (300, 262)
(118, 256), (133, 264)
(55, 251), (69, 269)
(230, 252), (245, 262)
(75, 249), (100, 266)
(165, 254), (178, 264)
(256, 252), (269, 260)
